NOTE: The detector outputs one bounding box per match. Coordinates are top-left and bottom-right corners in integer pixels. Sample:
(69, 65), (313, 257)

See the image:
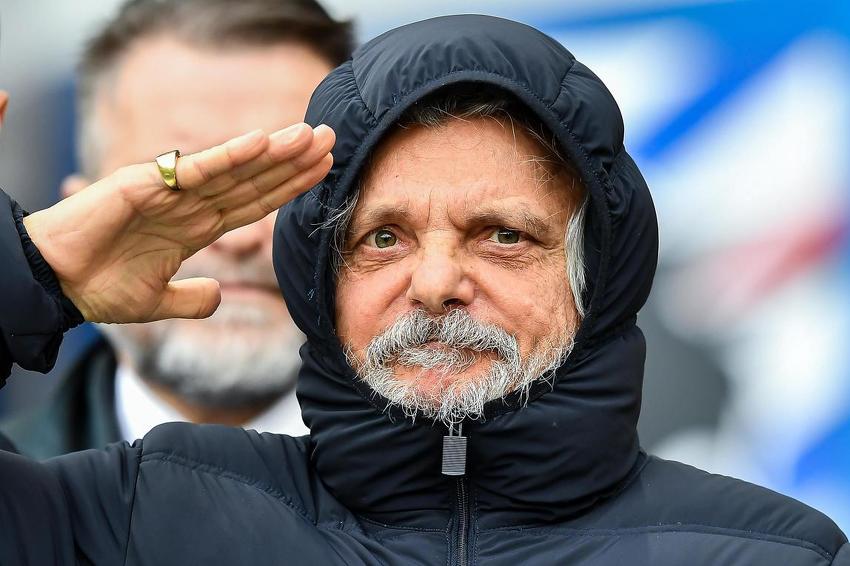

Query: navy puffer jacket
(0, 15), (847, 565)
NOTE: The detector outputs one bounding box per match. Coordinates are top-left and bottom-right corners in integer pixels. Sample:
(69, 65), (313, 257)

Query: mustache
(362, 309), (521, 372)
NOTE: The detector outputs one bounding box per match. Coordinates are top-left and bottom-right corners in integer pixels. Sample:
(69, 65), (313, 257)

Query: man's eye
(487, 228), (522, 245)
(367, 228), (398, 249)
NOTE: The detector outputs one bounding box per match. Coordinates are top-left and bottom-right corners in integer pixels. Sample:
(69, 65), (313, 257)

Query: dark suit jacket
(0, 340), (121, 459)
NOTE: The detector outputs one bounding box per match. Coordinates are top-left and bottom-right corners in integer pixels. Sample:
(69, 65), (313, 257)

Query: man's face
(89, 36), (331, 406)
(336, 117), (581, 423)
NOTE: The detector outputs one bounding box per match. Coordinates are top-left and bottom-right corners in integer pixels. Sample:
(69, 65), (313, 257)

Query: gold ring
(155, 149), (182, 191)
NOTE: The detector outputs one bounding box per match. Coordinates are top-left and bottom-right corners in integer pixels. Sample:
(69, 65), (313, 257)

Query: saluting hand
(22, 123), (334, 324)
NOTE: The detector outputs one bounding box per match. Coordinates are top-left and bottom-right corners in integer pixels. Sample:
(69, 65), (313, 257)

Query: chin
(394, 360), (495, 397)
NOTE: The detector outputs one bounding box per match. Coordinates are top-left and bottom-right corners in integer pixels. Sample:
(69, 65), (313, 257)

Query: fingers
(223, 152), (333, 231)
(212, 124), (335, 211)
(150, 277), (222, 321)
(251, 125), (334, 189)
(235, 123), (315, 180)
(176, 129), (269, 190)
(194, 123), (315, 197)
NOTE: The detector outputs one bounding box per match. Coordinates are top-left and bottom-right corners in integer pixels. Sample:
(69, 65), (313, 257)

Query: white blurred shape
(650, 33), (850, 263)
(722, 264), (850, 481)
(552, 20), (715, 149)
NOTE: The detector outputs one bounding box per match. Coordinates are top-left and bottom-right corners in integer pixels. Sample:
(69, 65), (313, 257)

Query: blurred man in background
(0, 0), (353, 458)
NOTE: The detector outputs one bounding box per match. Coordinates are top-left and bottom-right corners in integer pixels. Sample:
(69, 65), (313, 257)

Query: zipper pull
(442, 423), (467, 476)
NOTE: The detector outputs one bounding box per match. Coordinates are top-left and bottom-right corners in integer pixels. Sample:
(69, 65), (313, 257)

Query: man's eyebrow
(466, 206), (557, 239)
(348, 204), (410, 235)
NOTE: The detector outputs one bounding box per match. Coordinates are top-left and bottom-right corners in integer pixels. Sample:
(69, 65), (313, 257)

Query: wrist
(16, 206), (86, 328)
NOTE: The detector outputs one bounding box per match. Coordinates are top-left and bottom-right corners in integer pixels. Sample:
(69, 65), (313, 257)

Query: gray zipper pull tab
(442, 423), (467, 476)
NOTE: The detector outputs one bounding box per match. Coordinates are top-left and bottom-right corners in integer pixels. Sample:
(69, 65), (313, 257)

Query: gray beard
(348, 309), (573, 427)
(99, 301), (303, 409)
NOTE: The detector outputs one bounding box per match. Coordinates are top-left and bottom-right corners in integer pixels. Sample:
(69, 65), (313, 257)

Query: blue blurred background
(1, 0), (848, 529)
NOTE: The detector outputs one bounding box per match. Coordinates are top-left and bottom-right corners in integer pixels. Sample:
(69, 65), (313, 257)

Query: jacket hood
(274, 14), (658, 527)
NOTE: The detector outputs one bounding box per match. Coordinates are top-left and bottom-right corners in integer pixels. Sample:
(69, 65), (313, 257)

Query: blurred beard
(99, 294), (303, 410)
(347, 309), (574, 427)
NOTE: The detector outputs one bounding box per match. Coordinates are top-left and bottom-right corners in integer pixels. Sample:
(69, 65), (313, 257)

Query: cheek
(474, 255), (573, 350)
(335, 263), (411, 352)
(257, 212), (277, 251)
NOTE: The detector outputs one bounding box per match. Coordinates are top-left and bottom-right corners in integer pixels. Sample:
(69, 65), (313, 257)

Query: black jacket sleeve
(0, 189), (83, 386)
(0, 441), (142, 565)
(0, 191), (136, 563)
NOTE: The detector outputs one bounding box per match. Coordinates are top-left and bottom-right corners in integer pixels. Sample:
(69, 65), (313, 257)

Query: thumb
(151, 278), (222, 321)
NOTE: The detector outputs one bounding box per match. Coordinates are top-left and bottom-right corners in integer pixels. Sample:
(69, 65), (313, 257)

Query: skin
(23, 126), (334, 321)
(336, 118), (580, 398)
(49, 37), (334, 424)
(0, 90), (7, 129)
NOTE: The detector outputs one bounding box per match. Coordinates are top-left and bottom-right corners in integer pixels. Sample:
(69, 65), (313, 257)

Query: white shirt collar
(114, 363), (309, 443)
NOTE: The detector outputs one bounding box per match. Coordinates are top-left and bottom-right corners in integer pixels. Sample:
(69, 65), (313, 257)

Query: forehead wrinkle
(425, 188), (435, 228)
(444, 189), (478, 231)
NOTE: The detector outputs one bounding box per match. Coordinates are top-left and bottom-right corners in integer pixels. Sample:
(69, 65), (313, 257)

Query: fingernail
(271, 122), (308, 142)
(313, 124), (332, 135)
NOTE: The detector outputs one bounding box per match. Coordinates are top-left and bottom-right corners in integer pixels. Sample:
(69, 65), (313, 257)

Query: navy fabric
(0, 191), (66, 382)
(0, 14), (847, 565)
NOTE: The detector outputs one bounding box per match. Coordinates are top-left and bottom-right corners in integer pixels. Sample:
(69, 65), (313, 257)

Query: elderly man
(0, 0), (353, 458)
(0, 15), (847, 566)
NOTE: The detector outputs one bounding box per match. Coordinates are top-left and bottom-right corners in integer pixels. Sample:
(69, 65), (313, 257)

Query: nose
(406, 243), (474, 313)
(209, 213), (272, 258)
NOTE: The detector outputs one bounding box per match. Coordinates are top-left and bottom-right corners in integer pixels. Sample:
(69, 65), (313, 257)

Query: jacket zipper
(443, 423), (470, 566)
(455, 477), (470, 566)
